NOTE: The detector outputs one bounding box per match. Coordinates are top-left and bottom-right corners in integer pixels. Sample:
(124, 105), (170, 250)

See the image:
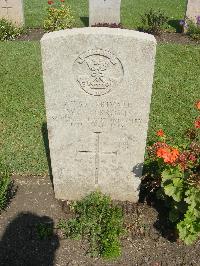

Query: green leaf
(164, 183), (175, 197)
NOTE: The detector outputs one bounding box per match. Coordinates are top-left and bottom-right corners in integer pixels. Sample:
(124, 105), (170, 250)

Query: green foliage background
(24, 0), (186, 29)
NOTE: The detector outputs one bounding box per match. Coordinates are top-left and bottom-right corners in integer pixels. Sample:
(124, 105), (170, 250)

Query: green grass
(0, 42), (199, 175)
(24, 0), (186, 29)
(121, 0), (186, 30)
(148, 44), (200, 144)
(0, 42), (47, 175)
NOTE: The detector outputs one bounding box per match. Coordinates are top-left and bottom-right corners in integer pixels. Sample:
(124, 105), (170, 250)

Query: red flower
(48, 0), (54, 5)
(178, 151), (197, 169)
(189, 154), (196, 162)
(156, 129), (164, 137)
(194, 117), (200, 129)
(195, 100), (200, 110)
(60, 0), (65, 2)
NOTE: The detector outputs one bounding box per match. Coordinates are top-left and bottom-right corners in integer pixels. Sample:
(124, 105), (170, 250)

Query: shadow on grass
(0, 212), (59, 265)
(41, 123), (53, 187)
(168, 19), (183, 33)
(80, 16), (89, 27)
(139, 162), (177, 242)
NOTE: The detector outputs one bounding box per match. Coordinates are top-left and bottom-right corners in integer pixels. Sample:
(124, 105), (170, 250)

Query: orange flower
(60, 0), (65, 2)
(171, 148), (179, 161)
(156, 129), (164, 137)
(156, 147), (179, 164)
(195, 100), (200, 110)
(157, 147), (171, 163)
(194, 117), (200, 129)
(48, 0), (54, 4)
(156, 147), (168, 157)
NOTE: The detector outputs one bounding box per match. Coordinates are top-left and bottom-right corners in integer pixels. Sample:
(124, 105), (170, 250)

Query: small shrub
(139, 9), (168, 35)
(147, 100), (200, 245)
(0, 162), (12, 211)
(0, 19), (22, 41)
(180, 16), (200, 41)
(44, 0), (74, 32)
(187, 19), (200, 41)
(58, 191), (124, 259)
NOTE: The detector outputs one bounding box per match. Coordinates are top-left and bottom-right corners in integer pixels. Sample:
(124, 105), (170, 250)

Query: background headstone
(186, 0), (200, 24)
(89, 0), (121, 26)
(0, 0), (24, 25)
(41, 28), (156, 202)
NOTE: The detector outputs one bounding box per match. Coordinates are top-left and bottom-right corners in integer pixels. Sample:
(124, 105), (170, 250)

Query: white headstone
(186, 0), (200, 24)
(89, 0), (121, 26)
(41, 28), (156, 202)
(0, 0), (24, 26)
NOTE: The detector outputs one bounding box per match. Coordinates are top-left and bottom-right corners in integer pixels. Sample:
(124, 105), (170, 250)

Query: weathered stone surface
(0, 0), (24, 25)
(41, 28), (156, 202)
(89, 0), (121, 26)
(186, 0), (200, 24)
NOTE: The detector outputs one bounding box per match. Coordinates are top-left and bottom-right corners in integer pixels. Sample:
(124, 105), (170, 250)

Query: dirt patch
(155, 32), (199, 45)
(0, 175), (200, 266)
(16, 28), (199, 45)
(17, 29), (45, 41)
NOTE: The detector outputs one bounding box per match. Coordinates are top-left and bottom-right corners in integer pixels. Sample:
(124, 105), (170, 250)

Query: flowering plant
(147, 101), (200, 244)
(44, 0), (74, 32)
(180, 16), (200, 41)
(140, 8), (168, 35)
(0, 18), (23, 41)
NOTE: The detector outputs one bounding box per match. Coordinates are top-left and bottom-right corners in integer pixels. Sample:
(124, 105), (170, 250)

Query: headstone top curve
(41, 27), (157, 44)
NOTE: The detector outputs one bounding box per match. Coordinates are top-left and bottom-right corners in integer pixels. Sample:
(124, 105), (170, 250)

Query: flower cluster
(148, 141), (179, 164)
(44, 0), (74, 32)
(180, 16), (200, 27)
(149, 100), (200, 168)
(151, 140), (200, 170)
(178, 150), (197, 169)
(147, 101), (200, 245)
(194, 100), (200, 129)
(179, 19), (188, 28)
(157, 146), (179, 164)
(195, 117), (200, 129)
(196, 100), (200, 110)
(48, 0), (64, 4)
(156, 129), (164, 137)
(180, 17), (200, 41)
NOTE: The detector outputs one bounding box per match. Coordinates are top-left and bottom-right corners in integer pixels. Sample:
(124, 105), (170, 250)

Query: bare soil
(17, 28), (45, 41)
(16, 28), (199, 45)
(0, 175), (199, 266)
(156, 32), (199, 45)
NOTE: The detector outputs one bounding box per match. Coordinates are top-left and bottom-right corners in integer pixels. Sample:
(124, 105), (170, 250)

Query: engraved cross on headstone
(1, 0), (12, 16)
(78, 132), (118, 185)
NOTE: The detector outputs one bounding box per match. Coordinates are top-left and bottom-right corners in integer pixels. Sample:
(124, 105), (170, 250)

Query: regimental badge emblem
(73, 49), (124, 96)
